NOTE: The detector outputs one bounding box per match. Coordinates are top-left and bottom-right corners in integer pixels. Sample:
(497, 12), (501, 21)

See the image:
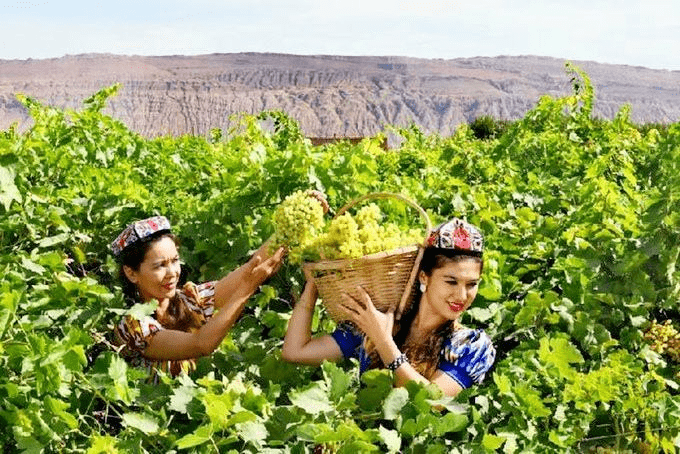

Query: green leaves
(322, 361), (353, 402)
(383, 387), (409, 420)
(289, 382), (335, 415)
(106, 354), (139, 404)
(537, 335), (584, 380)
(357, 369), (394, 412)
(124, 300), (159, 321)
(121, 412), (160, 435)
(0, 165), (21, 211)
(1, 72), (679, 453)
(175, 425), (213, 450)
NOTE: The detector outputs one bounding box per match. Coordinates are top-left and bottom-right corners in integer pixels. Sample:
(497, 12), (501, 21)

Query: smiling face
(418, 257), (482, 326)
(123, 236), (181, 304)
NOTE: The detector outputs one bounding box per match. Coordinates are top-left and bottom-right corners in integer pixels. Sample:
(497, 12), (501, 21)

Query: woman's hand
(338, 286), (464, 397)
(306, 190), (330, 215)
(238, 245), (285, 296)
(213, 243), (284, 310)
(339, 286), (400, 363)
(340, 286), (394, 339)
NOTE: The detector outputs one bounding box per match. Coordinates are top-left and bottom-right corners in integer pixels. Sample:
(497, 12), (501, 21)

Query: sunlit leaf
(122, 412), (160, 434)
(322, 361), (352, 402)
(289, 383), (333, 415)
(0, 165), (22, 210)
(382, 387), (409, 420)
(482, 433), (506, 450)
(379, 426), (401, 454)
(175, 424), (213, 449)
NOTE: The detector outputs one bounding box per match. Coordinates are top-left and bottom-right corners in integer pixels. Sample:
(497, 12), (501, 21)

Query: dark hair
(117, 232), (203, 332)
(367, 247), (483, 377)
(419, 247), (484, 275)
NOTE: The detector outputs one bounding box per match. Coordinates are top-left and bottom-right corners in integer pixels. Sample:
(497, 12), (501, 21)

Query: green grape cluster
(309, 203), (423, 261)
(272, 198), (423, 263)
(644, 320), (680, 363)
(312, 212), (363, 259)
(270, 190), (325, 263)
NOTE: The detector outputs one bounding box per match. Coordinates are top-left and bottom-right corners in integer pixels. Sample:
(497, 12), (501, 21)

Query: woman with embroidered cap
(111, 215), (285, 377)
(282, 218), (495, 397)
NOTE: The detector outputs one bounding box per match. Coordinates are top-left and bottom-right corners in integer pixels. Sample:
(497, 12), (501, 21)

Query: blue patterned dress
(331, 323), (496, 389)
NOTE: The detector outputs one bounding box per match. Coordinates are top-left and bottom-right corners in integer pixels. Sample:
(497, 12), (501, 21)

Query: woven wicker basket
(304, 193), (431, 322)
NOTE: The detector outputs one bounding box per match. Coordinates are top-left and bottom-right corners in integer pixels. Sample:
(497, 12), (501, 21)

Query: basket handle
(335, 192), (432, 320)
(335, 192), (432, 244)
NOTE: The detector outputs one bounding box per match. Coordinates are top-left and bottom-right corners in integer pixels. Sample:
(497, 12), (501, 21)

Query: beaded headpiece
(111, 216), (171, 256)
(426, 218), (484, 255)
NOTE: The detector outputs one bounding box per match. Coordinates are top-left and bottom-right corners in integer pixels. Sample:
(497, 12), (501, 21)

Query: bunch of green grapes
(355, 203), (382, 228)
(356, 203), (422, 255)
(270, 190), (325, 263)
(644, 320), (680, 362)
(309, 203), (423, 260)
(311, 212), (363, 260)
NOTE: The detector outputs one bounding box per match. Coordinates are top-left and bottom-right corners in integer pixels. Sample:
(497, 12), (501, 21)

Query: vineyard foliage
(1, 64), (679, 453)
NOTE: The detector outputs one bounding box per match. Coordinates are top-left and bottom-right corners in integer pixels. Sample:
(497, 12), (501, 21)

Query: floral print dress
(113, 281), (216, 378)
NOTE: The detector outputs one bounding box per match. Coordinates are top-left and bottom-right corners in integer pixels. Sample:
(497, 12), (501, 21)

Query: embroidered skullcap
(111, 216), (172, 256)
(426, 218), (483, 255)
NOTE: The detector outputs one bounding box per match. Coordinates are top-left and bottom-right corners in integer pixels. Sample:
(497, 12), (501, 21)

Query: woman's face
(124, 236), (181, 303)
(419, 258), (481, 324)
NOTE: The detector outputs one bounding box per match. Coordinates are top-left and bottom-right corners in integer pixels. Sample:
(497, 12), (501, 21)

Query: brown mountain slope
(1, 53), (678, 137)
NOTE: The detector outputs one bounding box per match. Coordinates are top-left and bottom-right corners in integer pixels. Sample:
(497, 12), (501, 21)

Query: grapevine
(4, 74), (680, 453)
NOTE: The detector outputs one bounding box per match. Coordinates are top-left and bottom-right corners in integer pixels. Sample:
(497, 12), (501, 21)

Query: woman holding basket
(282, 218), (495, 397)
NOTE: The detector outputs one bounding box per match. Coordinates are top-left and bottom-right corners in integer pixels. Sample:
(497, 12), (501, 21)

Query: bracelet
(386, 353), (408, 371)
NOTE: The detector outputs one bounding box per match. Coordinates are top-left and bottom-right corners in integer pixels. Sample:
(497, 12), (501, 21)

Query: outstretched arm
(339, 287), (463, 397)
(212, 190), (328, 310)
(212, 239), (282, 310)
(281, 277), (344, 365)
(142, 246), (285, 361)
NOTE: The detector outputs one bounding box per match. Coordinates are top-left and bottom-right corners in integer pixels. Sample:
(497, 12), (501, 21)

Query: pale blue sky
(1, 0), (678, 70)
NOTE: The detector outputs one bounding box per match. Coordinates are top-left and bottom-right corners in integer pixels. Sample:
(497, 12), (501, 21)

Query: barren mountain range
(1, 53), (678, 138)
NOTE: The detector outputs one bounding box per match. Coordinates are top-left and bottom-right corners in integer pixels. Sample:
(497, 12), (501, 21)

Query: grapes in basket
(271, 192), (422, 264)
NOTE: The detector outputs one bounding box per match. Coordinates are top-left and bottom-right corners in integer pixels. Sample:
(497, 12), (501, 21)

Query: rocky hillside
(1, 53), (678, 138)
